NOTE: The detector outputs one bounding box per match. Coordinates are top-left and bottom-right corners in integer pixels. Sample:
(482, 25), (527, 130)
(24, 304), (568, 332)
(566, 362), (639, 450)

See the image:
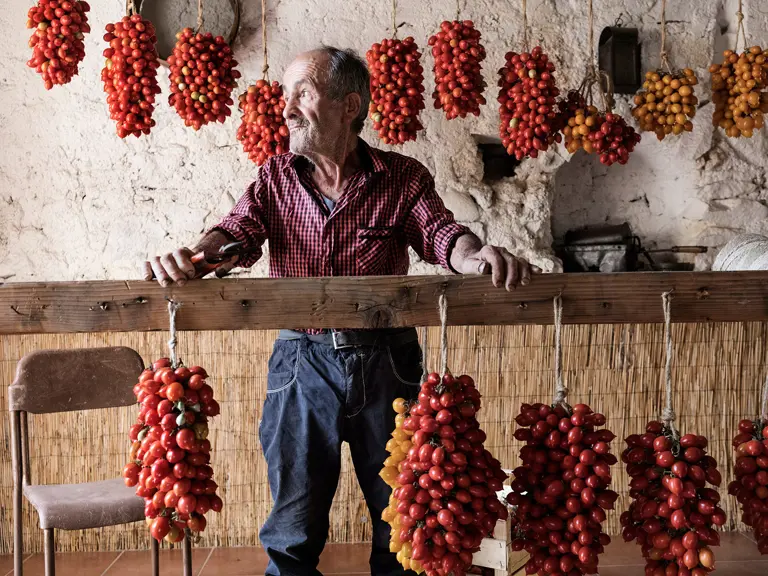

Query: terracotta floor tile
(597, 567), (647, 576)
(710, 562), (768, 576)
(740, 530), (758, 544)
(0, 555), (14, 576)
(598, 539), (645, 567)
(2, 537), (764, 576)
(199, 547), (269, 576)
(600, 566), (768, 576)
(20, 551), (121, 576)
(711, 532), (765, 562)
(201, 544), (373, 575)
(104, 547), (211, 576)
(318, 543), (371, 573)
(1, 553), (34, 576)
(0, 554), (13, 576)
(201, 543), (371, 575)
(598, 532), (767, 568)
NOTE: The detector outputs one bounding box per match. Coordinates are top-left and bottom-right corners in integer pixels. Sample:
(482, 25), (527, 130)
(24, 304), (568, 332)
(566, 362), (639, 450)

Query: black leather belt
(277, 328), (419, 350)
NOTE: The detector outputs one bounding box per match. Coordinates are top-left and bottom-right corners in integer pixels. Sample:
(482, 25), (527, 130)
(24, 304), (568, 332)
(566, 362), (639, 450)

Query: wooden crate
(472, 518), (528, 575)
(471, 471), (529, 576)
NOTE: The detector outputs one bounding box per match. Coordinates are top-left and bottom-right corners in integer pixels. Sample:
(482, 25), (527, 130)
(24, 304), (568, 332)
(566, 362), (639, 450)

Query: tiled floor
(0, 535), (765, 575)
(595, 532), (768, 576)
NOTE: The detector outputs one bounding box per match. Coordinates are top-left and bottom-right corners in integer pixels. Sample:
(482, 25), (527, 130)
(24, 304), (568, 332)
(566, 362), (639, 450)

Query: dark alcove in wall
(472, 134), (522, 183)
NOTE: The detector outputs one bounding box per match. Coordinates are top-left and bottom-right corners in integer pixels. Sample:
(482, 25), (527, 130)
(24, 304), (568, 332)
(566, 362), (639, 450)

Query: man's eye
(301, 90), (308, 97)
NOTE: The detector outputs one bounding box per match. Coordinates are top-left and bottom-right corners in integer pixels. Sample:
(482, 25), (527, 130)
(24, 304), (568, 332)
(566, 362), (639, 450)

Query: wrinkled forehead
(282, 51), (330, 93)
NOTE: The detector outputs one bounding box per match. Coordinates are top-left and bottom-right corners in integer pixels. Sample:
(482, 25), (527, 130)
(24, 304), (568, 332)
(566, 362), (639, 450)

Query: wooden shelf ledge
(1, 271), (767, 334)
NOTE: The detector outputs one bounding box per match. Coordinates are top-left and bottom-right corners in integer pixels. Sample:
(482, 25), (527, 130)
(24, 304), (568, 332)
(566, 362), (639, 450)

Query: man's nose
(283, 94), (298, 121)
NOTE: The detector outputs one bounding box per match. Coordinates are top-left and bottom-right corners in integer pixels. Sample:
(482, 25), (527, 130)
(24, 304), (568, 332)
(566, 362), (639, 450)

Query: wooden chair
(8, 346), (160, 576)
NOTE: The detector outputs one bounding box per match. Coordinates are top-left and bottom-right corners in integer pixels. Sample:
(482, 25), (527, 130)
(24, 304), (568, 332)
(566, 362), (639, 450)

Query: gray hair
(317, 46), (370, 134)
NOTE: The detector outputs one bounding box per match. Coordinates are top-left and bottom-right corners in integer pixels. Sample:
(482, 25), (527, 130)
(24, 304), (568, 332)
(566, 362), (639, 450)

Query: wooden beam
(1, 271), (767, 335)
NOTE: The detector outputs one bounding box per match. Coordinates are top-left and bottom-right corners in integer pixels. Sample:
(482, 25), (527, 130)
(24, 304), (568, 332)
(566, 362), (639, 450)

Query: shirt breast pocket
(356, 226), (399, 275)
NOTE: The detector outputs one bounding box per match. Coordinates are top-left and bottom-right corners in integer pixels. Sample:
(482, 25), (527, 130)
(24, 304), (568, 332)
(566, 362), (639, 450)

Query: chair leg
(10, 410), (23, 576)
(150, 537), (159, 576)
(43, 528), (55, 576)
(182, 536), (192, 576)
(13, 510), (23, 575)
(12, 481), (23, 576)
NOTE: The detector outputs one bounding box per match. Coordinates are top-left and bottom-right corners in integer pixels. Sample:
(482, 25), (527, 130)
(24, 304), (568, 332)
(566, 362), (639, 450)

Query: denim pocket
(386, 341), (423, 387)
(266, 339), (301, 394)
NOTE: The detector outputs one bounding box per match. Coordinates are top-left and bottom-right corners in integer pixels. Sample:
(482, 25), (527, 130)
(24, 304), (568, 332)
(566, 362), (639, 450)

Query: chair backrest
(8, 347), (145, 414)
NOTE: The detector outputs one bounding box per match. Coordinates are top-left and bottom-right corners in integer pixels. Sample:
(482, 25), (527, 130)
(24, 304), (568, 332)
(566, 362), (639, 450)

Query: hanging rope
(735, 0), (748, 53)
(553, 295), (569, 408)
(760, 373), (768, 422)
(456, 0), (461, 21)
(522, 0), (529, 52)
(261, 0), (270, 80)
(588, 0), (595, 66)
(126, 0), (137, 16)
(659, 0), (672, 73)
(581, 0), (613, 112)
(439, 292), (450, 376)
(580, 68), (612, 112)
(167, 299), (183, 369)
(661, 291), (679, 439)
(420, 325), (429, 383)
(392, 0), (398, 39)
(197, 0), (205, 33)
(595, 70), (613, 111)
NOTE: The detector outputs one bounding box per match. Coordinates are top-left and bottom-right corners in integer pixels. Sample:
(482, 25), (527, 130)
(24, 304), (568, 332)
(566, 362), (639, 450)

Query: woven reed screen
(1, 322), (766, 553)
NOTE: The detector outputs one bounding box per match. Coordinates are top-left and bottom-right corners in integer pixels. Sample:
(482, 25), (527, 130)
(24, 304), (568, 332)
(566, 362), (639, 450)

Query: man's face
(282, 52), (347, 157)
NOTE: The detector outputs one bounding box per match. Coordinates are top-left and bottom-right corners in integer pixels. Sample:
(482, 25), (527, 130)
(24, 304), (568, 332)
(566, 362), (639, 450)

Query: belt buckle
(331, 331), (351, 350)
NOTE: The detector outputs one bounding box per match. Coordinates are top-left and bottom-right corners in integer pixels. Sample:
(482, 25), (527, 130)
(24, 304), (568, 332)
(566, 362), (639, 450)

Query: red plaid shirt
(212, 139), (468, 283)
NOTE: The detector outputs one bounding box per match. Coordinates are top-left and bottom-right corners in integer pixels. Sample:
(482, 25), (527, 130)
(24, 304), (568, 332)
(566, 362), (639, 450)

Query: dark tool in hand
(191, 241), (249, 278)
(151, 241), (248, 280)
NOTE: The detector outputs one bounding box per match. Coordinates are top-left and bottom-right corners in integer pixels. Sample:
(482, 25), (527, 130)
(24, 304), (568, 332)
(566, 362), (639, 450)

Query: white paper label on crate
(473, 538), (508, 570)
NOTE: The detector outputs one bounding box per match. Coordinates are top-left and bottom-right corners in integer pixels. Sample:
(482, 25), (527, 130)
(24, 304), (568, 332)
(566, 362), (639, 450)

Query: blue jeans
(258, 333), (423, 576)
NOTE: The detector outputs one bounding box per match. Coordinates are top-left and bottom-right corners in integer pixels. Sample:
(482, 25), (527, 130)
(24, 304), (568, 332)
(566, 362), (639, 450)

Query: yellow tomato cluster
(631, 69), (698, 140)
(562, 105), (602, 154)
(711, 46), (768, 138)
(379, 397), (424, 573)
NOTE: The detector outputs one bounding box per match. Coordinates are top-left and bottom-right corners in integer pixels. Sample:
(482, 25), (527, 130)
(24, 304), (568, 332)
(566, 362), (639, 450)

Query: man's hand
(143, 231), (235, 287)
(450, 233), (541, 290)
(143, 247), (196, 287)
(463, 245), (540, 289)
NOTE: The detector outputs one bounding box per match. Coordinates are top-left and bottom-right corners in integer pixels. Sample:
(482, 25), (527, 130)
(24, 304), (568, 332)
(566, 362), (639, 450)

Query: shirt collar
(359, 139), (388, 174)
(282, 138), (389, 176)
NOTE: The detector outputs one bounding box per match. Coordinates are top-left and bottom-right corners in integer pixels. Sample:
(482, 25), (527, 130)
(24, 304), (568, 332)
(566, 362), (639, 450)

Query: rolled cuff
(208, 218), (264, 268)
(434, 223), (470, 274)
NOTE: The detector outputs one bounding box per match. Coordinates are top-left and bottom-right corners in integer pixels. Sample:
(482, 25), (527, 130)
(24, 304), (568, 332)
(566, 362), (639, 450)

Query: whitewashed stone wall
(1, 0), (766, 281)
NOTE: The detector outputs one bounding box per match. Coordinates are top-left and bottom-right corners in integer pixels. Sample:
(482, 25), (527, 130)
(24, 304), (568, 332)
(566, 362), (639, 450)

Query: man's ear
(345, 92), (362, 125)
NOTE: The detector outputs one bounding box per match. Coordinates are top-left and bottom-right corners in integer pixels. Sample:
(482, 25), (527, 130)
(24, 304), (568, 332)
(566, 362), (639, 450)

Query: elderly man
(145, 46), (535, 576)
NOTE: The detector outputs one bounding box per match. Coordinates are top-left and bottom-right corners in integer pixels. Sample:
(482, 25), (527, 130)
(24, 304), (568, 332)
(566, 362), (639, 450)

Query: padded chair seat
(23, 477), (144, 530)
